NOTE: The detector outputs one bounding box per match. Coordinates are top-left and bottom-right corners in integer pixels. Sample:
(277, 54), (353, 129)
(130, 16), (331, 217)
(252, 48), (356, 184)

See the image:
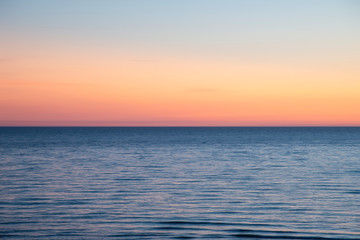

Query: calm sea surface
(0, 127), (359, 239)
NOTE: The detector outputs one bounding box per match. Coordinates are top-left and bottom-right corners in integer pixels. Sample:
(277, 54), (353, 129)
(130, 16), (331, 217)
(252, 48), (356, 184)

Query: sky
(1, 0), (360, 126)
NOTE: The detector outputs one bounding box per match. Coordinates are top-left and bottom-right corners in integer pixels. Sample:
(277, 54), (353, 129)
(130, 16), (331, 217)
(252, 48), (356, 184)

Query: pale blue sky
(2, 0), (359, 66)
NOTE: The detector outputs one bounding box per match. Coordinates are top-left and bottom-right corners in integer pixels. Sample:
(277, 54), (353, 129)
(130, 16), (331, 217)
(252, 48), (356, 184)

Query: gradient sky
(1, 0), (360, 126)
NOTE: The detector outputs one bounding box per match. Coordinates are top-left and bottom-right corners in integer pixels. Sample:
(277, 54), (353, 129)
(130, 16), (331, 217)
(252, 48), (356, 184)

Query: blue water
(0, 127), (359, 239)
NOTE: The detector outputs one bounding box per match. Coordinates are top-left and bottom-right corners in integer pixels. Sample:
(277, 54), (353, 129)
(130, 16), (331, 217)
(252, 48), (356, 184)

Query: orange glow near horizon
(1, 47), (360, 126)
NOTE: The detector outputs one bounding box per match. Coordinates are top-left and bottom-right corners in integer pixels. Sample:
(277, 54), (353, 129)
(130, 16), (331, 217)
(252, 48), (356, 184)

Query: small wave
(230, 233), (341, 239)
(345, 190), (360, 194)
(159, 220), (277, 227)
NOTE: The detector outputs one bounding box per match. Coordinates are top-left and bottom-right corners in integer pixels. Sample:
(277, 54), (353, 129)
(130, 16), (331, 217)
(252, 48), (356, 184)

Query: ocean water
(0, 127), (359, 239)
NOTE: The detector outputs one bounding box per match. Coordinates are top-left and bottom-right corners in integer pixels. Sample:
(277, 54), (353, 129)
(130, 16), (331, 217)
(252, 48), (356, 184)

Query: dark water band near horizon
(0, 127), (359, 239)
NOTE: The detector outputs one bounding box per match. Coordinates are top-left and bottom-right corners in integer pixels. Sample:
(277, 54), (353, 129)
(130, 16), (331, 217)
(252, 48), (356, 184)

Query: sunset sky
(1, 0), (360, 126)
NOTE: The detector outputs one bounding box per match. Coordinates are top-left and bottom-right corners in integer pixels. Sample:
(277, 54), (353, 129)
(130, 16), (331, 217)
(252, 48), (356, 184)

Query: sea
(0, 127), (359, 239)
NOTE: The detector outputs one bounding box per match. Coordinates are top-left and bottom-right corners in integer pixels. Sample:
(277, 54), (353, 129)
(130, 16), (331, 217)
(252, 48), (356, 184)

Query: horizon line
(1, 125), (360, 128)
(1, 121), (360, 127)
